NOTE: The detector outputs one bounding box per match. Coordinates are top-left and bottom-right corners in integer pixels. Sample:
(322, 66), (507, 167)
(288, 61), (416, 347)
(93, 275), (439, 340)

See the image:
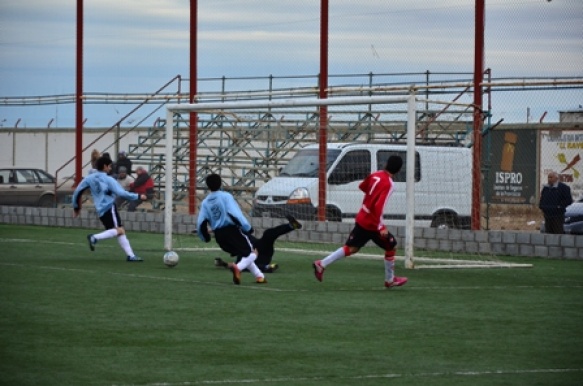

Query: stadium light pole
(472, 0), (485, 230)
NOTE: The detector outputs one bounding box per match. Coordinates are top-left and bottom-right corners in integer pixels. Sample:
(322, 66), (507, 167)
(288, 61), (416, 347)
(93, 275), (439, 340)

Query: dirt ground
(481, 204), (543, 232)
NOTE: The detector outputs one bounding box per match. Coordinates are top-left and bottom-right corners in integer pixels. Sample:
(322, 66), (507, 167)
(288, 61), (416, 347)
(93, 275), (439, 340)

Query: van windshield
(279, 148), (342, 177)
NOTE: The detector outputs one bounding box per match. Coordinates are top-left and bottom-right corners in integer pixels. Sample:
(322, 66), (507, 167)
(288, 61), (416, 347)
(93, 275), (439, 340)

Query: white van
(252, 143), (473, 229)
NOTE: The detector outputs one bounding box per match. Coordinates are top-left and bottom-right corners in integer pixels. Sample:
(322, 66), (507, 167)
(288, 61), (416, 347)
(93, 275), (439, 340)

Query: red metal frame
(318, 0), (329, 221)
(472, 0), (485, 230)
(189, 0), (198, 214)
(75, 0), (83, 187)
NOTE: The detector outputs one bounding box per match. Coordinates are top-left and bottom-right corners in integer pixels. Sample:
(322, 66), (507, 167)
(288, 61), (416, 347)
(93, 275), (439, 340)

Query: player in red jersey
(312, 155), (407, 288)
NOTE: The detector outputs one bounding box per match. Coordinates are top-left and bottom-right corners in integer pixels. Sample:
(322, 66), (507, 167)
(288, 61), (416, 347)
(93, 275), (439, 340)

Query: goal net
(161, 93), (531, 269)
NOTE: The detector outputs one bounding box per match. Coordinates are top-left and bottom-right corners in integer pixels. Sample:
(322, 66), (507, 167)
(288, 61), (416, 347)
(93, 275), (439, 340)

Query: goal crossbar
(166, 95), (410, 113)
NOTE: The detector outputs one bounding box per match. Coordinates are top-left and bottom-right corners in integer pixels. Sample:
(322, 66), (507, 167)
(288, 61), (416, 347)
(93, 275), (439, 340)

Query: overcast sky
(0, 0), (581, 127)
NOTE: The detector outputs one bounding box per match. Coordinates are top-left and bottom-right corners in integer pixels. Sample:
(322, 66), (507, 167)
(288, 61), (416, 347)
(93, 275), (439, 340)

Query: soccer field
(0, 224), (582, 386)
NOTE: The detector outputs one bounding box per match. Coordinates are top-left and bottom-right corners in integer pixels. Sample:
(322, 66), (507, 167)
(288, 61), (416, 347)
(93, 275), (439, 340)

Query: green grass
(0, 224), (582, 386)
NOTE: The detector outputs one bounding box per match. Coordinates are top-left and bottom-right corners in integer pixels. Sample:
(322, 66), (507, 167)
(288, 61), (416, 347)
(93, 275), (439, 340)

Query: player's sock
(94, 228), (118, 240)
(237, 252), (257, 272)
(117, 234), (135, 257)
(384, 251), (396, 283)
(247, 262), (264, 280)
(320, 245), (349, 268)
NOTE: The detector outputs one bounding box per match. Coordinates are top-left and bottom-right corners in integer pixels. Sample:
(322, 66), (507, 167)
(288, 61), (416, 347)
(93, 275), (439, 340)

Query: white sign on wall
(540, 130), (583, 201)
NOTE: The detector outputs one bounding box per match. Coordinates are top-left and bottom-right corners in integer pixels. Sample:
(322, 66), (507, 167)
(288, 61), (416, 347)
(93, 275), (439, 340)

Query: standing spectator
(312, 155), (408, 288)
(539, 171), (573, 234)
(115, 151), (133, 175)
(197, 173), (266, 285)
(72, 156), (147, 262)
(128, 166), (155, 212)
(115, 166), (135, 209)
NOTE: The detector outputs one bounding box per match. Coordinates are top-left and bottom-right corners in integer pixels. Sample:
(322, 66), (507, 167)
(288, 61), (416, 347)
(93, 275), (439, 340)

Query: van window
(329, 150), (371, 185)
(279, 148), (341, 177)
(377, 151), (420, 182)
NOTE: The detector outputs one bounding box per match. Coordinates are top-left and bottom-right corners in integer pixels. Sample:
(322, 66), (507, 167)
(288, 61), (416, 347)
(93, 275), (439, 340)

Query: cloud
(0, 0), (581, 126)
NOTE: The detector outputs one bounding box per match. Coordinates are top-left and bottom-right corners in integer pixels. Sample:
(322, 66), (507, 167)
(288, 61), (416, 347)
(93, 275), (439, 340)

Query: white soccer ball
(163, 251), (180, 268)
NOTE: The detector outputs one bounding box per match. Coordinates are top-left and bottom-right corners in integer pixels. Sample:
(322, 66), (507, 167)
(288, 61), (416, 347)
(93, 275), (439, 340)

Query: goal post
(404, 93), (416, 268)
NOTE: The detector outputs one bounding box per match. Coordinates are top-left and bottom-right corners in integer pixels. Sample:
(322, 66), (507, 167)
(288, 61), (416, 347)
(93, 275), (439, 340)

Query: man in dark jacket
(539, 171), (573, 234)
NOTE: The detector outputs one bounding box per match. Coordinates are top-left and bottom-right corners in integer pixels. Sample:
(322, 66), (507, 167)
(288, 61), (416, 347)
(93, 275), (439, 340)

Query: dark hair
(96, 156), (113, 171)
(206, 173), (222, 192)
(385, 155), (403, 174)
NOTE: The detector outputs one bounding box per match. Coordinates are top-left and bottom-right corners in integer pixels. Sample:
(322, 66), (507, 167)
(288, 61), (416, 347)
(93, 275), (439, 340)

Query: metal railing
(2, 70), (578, 208)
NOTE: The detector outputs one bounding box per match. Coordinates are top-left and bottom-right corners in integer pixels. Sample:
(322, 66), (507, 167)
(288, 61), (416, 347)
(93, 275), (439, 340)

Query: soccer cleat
(228, 263), (241, 285)
(263, 263), (279, 273)
(87, 234), (96, 251)
(384, 276), (408, 288)
(286, 214), (302, 230)
(214, 257), (229, 268)
(256, 277), (268, 284)
(312, 260), (325, 282)
(127, 255), (144, 262)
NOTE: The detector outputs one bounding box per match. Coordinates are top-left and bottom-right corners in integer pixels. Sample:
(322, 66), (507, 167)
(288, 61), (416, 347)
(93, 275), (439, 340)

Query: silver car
(540, 198), (583, 235)
(0, 168), (73, 207)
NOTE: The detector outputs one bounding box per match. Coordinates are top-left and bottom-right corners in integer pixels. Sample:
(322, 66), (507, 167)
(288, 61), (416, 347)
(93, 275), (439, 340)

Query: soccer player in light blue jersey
(72, 156), (148, 262)
(197, 173), (266, 285)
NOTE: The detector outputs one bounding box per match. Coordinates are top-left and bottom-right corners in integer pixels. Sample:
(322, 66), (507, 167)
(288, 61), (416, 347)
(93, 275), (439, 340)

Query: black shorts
(345, 223), (397, 251)
(214, 225), (254, 257)
(99, 205), (122, 230)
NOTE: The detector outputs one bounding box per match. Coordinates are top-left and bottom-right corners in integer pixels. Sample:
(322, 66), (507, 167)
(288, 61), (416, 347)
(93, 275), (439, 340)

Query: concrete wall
(0, 128), (147, 178)
(1, 205), (581, 260)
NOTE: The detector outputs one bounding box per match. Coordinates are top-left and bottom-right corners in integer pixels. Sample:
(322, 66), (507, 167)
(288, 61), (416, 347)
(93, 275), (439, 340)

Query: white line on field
(0, 237), (80, 246)
(110, 367), (583, 385)
(0, 238), (535, 268)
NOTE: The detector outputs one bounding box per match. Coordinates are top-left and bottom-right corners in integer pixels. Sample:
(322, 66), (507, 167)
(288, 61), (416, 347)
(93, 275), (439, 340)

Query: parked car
(0, 167), (74, 207)
(540, 198), (583, 235)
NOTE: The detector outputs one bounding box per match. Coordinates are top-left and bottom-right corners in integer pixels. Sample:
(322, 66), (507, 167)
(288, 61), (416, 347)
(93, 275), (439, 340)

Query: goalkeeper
(212, 215), (302, 273)
(197, 173), (266, 285)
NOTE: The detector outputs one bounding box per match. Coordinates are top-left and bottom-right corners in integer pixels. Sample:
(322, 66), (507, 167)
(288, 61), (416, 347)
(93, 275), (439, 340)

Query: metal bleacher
(54, 72), (479, 212)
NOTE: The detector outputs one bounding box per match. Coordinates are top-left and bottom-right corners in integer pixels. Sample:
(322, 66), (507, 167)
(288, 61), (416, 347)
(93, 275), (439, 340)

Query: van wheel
(432, 213), (457, 229)
(325, 206), (342, 222)
(38, 195), (55, 208)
